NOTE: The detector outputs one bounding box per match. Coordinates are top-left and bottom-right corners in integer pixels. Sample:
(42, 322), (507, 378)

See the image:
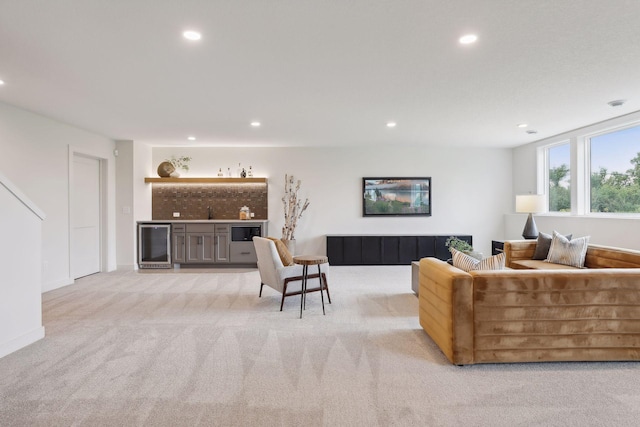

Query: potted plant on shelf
(167, 155), (192, 177)
(281, 174), (310, 254)
(445, 236), (483, 261)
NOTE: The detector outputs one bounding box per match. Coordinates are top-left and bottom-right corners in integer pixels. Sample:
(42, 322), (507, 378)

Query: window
(589, 125), (640, 213)
(548, 143), (570, 212)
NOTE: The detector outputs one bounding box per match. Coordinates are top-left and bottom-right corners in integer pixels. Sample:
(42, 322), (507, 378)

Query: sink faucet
(207, 206), (213, 220)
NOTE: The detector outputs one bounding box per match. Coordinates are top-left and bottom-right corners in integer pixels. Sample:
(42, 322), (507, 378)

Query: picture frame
(363, 177), (432, 217)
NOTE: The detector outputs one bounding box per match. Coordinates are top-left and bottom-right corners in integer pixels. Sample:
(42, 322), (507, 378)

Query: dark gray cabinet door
(215, 232), (229, 263)
(173, 233), (186, 263)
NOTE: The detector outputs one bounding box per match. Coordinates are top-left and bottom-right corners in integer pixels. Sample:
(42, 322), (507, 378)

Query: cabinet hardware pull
(240, 251), (250, 255)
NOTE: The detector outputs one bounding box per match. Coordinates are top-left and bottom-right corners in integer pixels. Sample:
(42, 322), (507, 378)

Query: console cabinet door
(362, 236), (383, 264)
(326, 235), (473, 265)
(343, 237), (363, 265)
(327, 236), (345, 265)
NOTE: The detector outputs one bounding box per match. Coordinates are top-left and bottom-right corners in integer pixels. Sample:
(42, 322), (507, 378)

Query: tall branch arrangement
(282, 174), (310, 241)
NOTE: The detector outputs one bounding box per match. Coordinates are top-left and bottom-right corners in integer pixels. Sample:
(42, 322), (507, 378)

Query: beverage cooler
(138, 223), (172, 268)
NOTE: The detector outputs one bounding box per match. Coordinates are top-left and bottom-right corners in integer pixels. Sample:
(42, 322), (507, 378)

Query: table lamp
(515, 194), (545, 239)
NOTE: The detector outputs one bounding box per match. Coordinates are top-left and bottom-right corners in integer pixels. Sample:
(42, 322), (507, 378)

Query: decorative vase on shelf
(170, 170), (180, 178)
(157, 161), (175, 177)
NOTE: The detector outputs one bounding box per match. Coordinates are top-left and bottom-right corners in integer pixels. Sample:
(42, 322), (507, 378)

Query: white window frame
(539, 118), (640, 218)
(540, 139), (572, 214)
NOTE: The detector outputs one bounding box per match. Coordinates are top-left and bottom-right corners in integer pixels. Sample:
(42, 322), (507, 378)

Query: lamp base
(522, 213), (539, 239)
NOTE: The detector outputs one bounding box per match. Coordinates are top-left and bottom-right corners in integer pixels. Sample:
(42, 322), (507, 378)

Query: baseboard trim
(0, 326), (45, 359)
(42, 277), (73, 293)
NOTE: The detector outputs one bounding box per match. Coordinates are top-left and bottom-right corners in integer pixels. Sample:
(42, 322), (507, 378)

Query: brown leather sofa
(418, 240), (640, 365)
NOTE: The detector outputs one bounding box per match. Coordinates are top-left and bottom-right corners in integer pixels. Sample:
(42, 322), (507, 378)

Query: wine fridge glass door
(138, 224), (172, 268)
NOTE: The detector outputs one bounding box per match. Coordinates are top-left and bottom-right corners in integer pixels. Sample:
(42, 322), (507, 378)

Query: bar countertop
(137, 219), (268, 224)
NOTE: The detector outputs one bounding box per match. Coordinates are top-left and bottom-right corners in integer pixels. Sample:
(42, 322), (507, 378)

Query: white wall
(0, 176), (45, 358)
(116, 141), (134, 268)
(0, 101), (117, 291)
(152, 146), (513, 256)
(511, 110), (640, 250)
(504, 214), (640, 250)
(115, 140), (152, 268)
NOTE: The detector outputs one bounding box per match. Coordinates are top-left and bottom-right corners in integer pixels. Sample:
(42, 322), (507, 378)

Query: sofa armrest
(504, 240), (537, 269)
(418, 257), (474, 365)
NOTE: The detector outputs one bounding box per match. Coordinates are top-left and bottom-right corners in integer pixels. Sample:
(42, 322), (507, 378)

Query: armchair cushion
(266, 237), (294, 266)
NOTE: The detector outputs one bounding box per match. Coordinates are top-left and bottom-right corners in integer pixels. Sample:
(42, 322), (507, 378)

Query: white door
(71, 154), (101, 278)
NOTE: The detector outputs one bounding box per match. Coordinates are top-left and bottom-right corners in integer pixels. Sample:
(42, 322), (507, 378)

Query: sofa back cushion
(585, 244), (640, 268)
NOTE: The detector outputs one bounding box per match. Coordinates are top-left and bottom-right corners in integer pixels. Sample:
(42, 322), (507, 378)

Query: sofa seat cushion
(510, 259), (581, 270)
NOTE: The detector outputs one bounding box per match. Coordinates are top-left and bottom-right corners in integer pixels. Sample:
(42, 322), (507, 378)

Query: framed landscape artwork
(362, 177), (432, 217)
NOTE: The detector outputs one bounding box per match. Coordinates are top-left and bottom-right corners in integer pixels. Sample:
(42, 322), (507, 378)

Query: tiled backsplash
(152, 183), (268, 220)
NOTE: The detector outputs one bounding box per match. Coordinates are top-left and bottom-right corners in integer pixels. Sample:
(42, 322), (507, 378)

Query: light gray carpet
(0, 266), (639, 426)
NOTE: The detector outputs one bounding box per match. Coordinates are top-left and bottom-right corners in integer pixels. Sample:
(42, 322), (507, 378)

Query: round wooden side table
(293, 255), (328, 318)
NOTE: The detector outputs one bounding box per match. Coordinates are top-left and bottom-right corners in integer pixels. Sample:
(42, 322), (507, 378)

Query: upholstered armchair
(253, 236), (331, 311)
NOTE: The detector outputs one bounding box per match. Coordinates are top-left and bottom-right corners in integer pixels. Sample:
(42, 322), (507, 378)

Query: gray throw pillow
(533, 231), (572, 260)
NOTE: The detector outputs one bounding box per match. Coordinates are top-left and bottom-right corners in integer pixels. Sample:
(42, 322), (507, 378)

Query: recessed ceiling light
(386, 122), (397, 128)
(607, 99), (626, 107)
(250, 121), (261, 127)
(517, 123), (528, 128)
(183, 31), (202, 41)
(187, 136), (196, 141)
(459, 34), (478, 44)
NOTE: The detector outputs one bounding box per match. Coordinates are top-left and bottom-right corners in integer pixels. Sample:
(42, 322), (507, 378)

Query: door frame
(68, 146), (109, 280)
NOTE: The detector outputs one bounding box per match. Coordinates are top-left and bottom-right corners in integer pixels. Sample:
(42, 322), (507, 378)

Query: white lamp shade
(516, 194), (545, 213)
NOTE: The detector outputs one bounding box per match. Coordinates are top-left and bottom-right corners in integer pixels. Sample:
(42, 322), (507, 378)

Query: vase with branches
(281, 174), (310, 252)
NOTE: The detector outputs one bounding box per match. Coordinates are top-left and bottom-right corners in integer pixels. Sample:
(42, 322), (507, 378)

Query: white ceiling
(1, 0), (639, 148)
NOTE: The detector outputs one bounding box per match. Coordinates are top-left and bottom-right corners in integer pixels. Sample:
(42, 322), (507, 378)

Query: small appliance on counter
(239, 206), (251, 220)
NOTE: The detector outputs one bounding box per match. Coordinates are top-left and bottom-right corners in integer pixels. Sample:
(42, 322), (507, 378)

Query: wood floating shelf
(145, 177), (267, 184)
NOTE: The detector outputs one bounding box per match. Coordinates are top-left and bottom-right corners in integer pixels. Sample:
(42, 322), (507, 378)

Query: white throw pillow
(451, 248), (506, 272)
(545, 231), (590, 268)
